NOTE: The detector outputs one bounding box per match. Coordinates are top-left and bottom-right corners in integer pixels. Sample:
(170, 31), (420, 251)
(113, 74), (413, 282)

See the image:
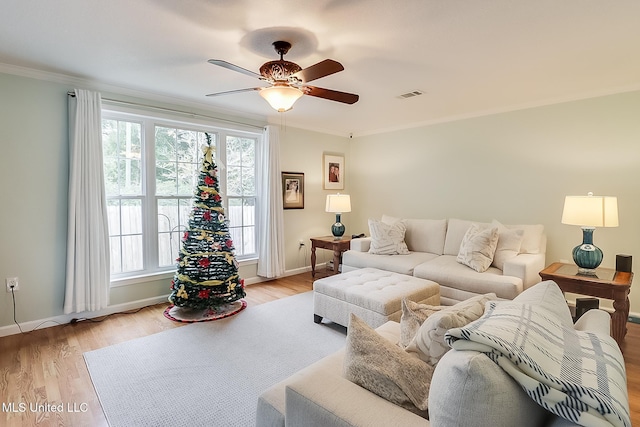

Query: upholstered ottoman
(313, 267), (440, 328)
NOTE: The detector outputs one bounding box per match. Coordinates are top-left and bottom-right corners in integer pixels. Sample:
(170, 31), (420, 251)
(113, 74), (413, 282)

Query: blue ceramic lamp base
(573, 227), (603, 275)
(331, 213), (345, 239)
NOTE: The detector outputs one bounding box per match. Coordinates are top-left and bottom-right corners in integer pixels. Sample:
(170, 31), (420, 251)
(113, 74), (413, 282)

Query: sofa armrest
(350, 237), (371, 252)
(503, 253), (546, 289)
(573, 309), (611, 337)
(284, 370), (426, 427)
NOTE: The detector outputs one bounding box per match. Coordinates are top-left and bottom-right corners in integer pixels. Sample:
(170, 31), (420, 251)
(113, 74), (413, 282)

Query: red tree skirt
(163, 299), (247, 323)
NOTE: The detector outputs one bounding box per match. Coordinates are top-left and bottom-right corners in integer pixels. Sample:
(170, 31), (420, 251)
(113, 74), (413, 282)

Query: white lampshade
(561, 193), (619, 227)
(325, 194), (351, 213)
(259, 85), (303, 112)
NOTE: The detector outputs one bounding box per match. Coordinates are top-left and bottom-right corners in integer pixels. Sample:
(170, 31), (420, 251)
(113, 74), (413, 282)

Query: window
(102, 109), (259, 283)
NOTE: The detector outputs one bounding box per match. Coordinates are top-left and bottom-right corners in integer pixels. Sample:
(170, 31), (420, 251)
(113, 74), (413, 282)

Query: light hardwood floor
(0, 272), (638, 426)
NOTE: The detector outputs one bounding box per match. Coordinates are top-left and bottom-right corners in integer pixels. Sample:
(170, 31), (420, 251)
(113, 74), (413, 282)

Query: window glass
(102, 112), (258, 282)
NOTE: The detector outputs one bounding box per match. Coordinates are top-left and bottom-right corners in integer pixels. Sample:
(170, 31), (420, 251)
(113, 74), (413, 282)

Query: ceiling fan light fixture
(259, 85), (303, 112)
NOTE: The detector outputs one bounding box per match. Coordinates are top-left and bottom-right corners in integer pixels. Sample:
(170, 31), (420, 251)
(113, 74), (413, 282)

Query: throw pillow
(491, 220), (525, 270)
(456, 224), (499, 272)
(343, 313), (433, 418)
(368, 218), (410, 255)
(512, 280), (573, 328)
(405, 293), (498, 366)
(399, 299), (444, 348)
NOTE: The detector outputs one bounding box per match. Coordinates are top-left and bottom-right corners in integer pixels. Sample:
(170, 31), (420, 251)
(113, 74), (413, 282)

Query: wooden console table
(539, 262), (633, 347)
(310, 236), (352, 278)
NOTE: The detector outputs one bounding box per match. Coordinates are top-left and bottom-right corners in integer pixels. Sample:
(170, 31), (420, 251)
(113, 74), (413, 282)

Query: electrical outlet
(6, 277), (19, 292)
(298, 239), (305, 249)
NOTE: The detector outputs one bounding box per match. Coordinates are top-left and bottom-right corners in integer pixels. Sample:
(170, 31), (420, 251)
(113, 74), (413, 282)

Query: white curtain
(64, 89), (110, 314)
(256, 125), (286, 278)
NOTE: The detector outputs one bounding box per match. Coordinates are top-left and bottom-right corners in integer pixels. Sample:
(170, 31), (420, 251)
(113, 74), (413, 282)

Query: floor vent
(629, 315), (640, 324)
(398, 90), (424, 99)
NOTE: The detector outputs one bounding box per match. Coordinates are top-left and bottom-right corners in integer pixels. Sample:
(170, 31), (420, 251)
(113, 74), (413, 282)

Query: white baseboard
(0, 265), (325, 338)
(0, 294), (171, 338)
(243, 263), (326, 284)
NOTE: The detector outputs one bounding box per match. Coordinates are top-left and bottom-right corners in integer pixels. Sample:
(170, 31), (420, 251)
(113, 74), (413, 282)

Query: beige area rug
(84, 292), (346, 426)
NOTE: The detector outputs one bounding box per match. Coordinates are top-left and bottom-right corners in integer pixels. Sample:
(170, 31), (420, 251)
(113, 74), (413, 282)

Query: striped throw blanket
(444, 301), (630, 427)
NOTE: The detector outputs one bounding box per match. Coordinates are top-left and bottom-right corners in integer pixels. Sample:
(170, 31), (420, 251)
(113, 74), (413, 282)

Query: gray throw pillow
(399, 299), (444, 348)
(343, 313), (433, 418)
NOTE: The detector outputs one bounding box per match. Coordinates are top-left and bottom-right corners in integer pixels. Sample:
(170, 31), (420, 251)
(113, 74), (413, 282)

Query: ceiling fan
(206, 41), (359, 112)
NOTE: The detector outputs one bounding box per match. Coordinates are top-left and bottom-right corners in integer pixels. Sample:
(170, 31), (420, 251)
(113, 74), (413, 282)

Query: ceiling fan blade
(303, 86), (359, 104)
(206, 87), (262, 97)
(292, 59), (344, 83)
(207, 59), (262, 79)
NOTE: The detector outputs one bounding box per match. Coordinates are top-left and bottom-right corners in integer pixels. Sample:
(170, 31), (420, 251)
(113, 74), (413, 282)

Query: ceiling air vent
(398, 90), (424, 99)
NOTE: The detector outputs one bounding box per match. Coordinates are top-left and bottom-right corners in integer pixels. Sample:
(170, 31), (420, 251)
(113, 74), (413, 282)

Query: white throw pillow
(504, 223), (545, 254)
(491, 220), (524, 270)
(405, 293), (498, 366)
(368, 218), (410, 255)
(456, 224), (499, 272)
(513, 280), (573, 328)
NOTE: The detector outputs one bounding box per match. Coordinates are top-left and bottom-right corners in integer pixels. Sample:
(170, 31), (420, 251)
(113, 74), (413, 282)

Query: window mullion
(218, 131), (228, 214)
(144, 121), (158, 271)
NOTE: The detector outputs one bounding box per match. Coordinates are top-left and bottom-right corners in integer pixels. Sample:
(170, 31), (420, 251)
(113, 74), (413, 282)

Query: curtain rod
(67, 91), (264, 130)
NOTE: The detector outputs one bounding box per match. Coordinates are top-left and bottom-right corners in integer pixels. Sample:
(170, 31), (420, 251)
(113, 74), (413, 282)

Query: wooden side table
(539, 262), (633, 346)
(310, 236), (352, 278)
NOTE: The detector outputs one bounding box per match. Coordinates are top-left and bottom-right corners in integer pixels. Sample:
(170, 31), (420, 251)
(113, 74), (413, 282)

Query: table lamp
(561, 192), (618, 275)
(325, 194), (351, 239)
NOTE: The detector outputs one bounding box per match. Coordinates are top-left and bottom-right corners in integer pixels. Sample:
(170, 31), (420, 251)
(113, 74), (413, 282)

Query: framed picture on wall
(323, 154), (344, 190)
(282, 172), (305, 209)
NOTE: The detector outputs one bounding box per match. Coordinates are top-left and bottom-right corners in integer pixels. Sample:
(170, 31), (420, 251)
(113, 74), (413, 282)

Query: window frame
(102, 105), (261, 287)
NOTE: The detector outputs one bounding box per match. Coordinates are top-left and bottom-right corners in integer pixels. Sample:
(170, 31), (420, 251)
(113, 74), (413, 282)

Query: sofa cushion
(405, 293), (497, 366)
(428, 349), (549, 427)
(491, 220), (525, 270)
(399, 299), (443, 348)
(343, 250), (439, 276)
(343, 314), (432, 418)
(444, 218), (474, 255)
(382, 215), (447, 255)
(456, 224), (499, 273)
(512, 280), (573, 327)
(414, 255), (524, 300)
(445, 219), (544, 255)
(504, 223), (545, 254)
(368, 218), (410, 255)
(444, 218), (492, 256)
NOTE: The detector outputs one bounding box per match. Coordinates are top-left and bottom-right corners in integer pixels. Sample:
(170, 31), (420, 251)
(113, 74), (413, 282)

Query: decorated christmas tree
(168, 134), (245, 313)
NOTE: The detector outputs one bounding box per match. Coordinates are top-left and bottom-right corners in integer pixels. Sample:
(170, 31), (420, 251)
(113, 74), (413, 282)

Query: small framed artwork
(282, 172), (304, 209)
(323, 154), (344, 190)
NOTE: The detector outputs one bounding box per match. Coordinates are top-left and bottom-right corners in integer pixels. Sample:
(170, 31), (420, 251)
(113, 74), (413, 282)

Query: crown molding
(0, 62), (268, 125)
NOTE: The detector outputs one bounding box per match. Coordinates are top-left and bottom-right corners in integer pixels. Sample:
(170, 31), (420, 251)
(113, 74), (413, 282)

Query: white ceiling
(2, 0), (640, 136)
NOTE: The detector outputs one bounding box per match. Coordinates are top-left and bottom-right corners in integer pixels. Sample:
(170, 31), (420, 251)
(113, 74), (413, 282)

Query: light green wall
(350, 91), (640, 313)
(279, 127), (351, 271)
(0, 73), (69, 328)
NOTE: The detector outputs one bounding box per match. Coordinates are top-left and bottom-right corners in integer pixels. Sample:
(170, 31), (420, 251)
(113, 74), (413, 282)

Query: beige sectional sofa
(256, 282), (630, 427)
(343, 216), (547, 304)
